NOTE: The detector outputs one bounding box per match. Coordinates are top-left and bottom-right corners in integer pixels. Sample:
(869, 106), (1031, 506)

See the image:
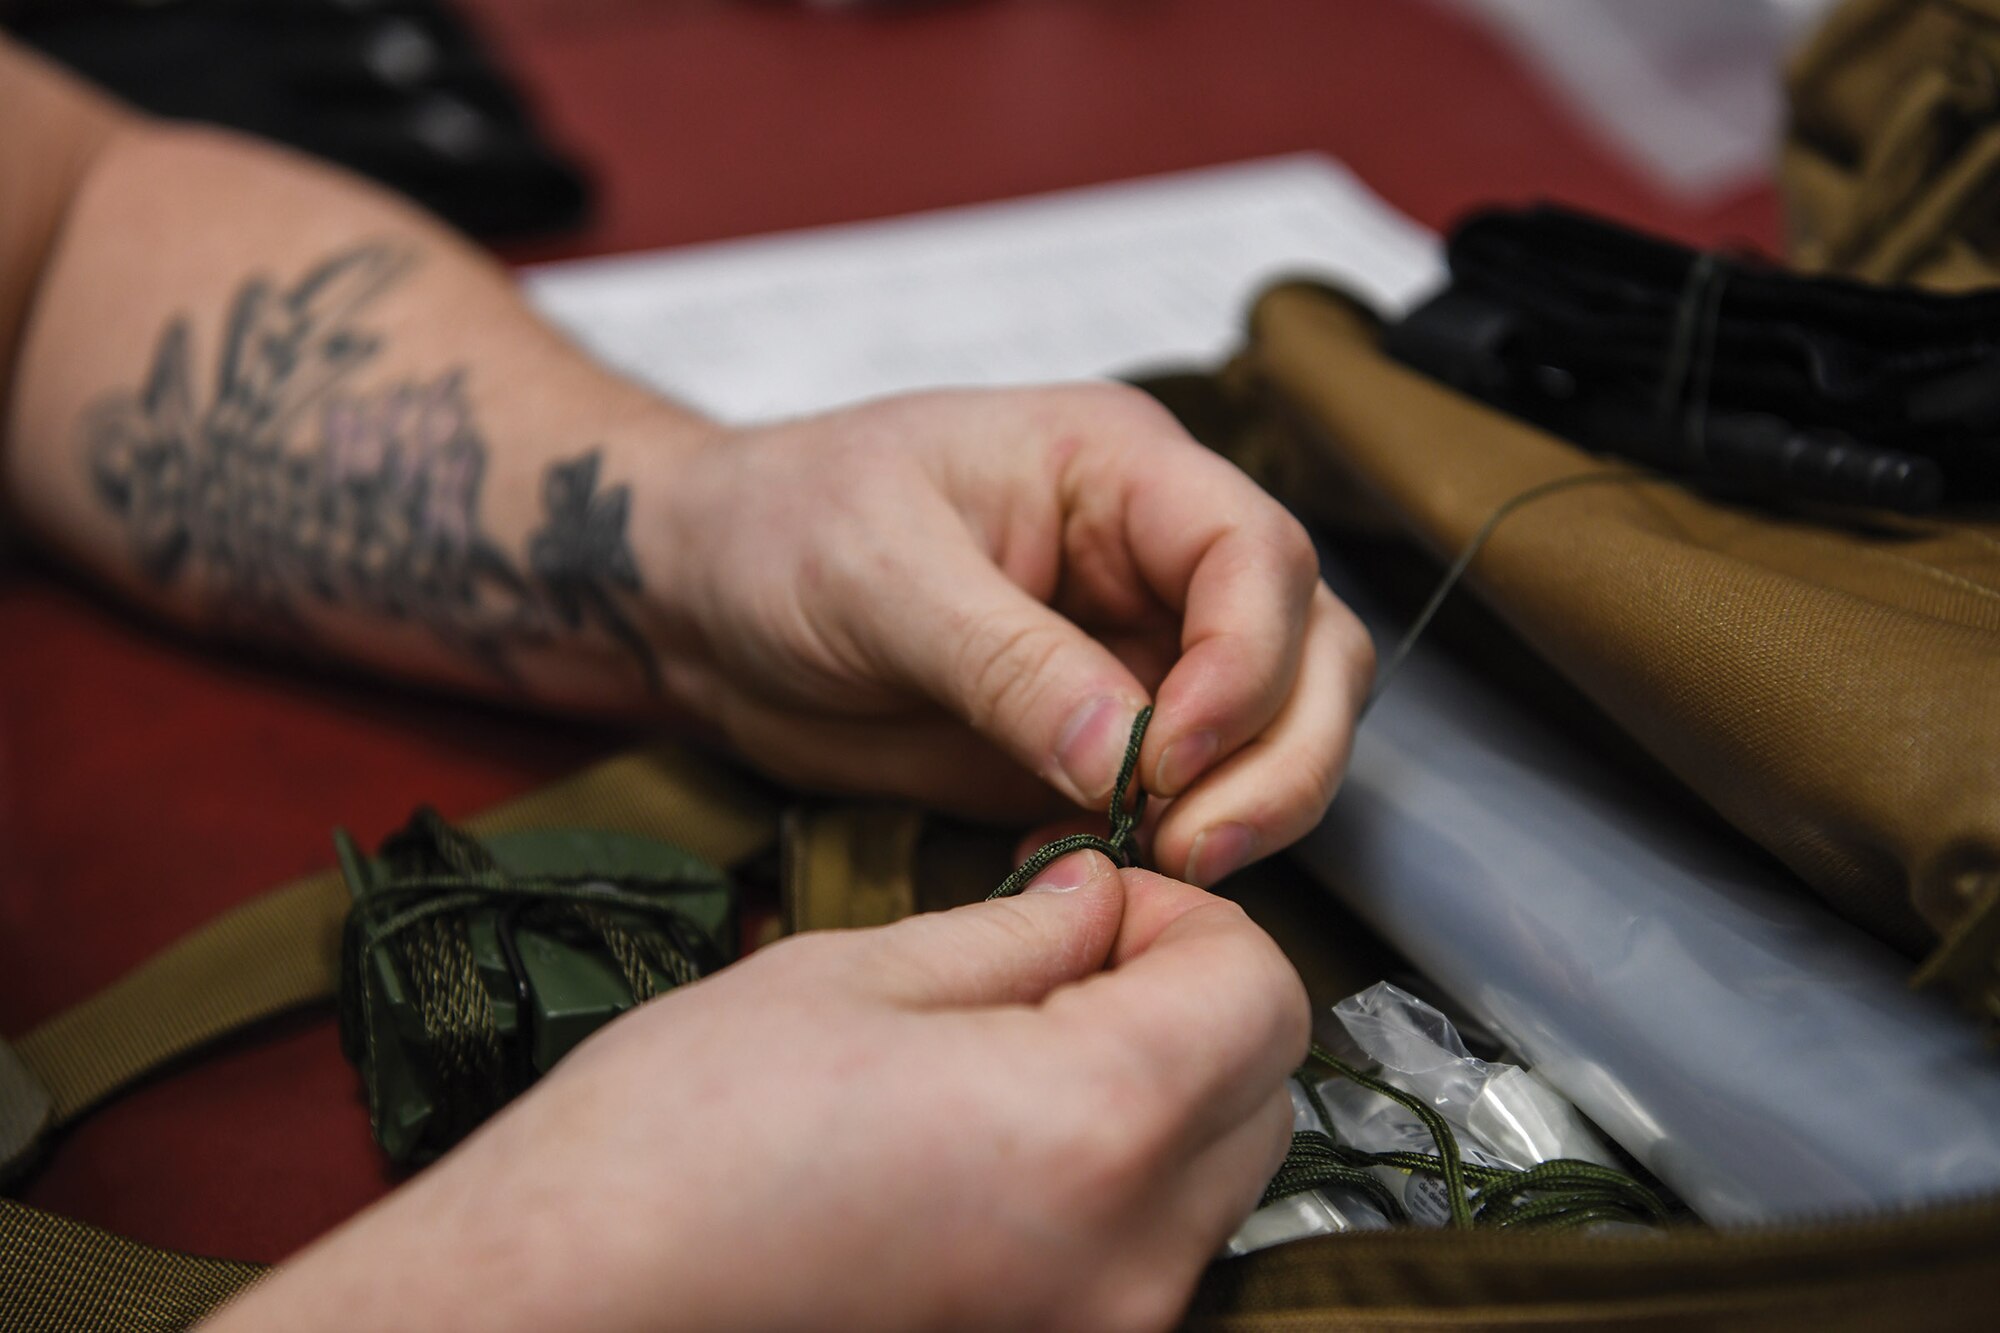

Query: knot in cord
(988, 705), (1153, 899)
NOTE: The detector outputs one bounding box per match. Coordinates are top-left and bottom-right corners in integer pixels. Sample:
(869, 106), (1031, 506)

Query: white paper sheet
(524, 154), (1444, 423)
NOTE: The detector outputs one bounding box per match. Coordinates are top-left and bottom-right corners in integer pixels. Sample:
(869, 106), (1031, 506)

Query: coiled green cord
(1268, 1044), (1675, 1231)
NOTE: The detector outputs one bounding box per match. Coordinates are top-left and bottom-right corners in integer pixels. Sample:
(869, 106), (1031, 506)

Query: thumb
(855, 850), (1126, 1008)
(872, 540), (1150, 809)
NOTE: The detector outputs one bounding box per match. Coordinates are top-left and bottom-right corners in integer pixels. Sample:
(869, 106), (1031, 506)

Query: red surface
(2, 0), (1781, 1264)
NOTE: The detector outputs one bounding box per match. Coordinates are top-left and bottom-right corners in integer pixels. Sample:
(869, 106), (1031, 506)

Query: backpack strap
(0, 1197), (266, 1332)
(1, 746), (776, 1165)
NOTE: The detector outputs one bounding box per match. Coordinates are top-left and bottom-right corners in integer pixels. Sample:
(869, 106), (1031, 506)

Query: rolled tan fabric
(1227, 281), (2000, 1017)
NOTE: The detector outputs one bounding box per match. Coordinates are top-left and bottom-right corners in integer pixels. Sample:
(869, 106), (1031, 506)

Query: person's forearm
(4, 113), (714, 713)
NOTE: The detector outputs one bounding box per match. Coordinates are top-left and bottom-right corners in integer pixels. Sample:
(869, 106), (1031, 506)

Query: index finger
(1070, 420), (1322, 804)
(1040, 868), (1309, 1140)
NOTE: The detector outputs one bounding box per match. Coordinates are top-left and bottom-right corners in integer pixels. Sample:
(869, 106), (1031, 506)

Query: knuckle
(1266, 510), (1320, 584)
(1181, 899), (1307, 1043)
(1244, 952), (1312, 1062)
(1035, 1103), (1149, 1214)
(814, 504), (899, 596)
(1278, 741), (1344, 815)
(1076, 378), (1166, 420)
(1070, 382), (1188, 446)
(1262, 953), (1314, 1060)
(953, 615), (1068, 728)
(1325, 589), (1378, 677)
(1348, 621), (1379, 684)
(1094, 1039), (1190, 1154)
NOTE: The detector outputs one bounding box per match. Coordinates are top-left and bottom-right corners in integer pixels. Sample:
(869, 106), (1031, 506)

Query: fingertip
(1183, 821), (1259, 888)
(1021, 847), (1119, 894)
(1150, 727), (1218, 799)
(864, 863), (1128, 1008)
(1105, 866), (1241, 963)
(1053, 693), (1149, 805)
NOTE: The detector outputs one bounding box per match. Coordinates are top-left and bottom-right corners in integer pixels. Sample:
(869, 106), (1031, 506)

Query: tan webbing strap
(0, 1198), (264, 1333)
(7, 745), (777, 1136)
(782, 804), (924, 933)
(12, 871), (348, 1137)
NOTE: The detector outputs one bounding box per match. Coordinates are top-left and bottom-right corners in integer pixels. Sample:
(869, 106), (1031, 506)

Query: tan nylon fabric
(12, 871), (350, 1133)
(0, 1198), (264, 1333)
(1786, 0), (2000, 287)
(9, 744), (777, 1132)
(1232, 283), (2000, 1016)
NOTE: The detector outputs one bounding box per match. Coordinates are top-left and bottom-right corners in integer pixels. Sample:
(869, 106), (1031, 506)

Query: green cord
(1365, 471), (1643, 714)
(988, 706), (1153, 899)
(1273, 1043), (1674, 1231)
(1259, 1127), (1412, 1224)
(1306, 1043), (1477, 1229)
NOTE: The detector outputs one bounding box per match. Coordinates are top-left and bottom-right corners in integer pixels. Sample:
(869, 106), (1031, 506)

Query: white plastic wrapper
(1334, 982), (1620, 1171)
(1293, 547), (2000, 1224)
(1225, 982), (1621, 1252)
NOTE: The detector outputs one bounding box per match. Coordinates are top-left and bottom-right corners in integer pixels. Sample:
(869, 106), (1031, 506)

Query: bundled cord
(337, 808), (733, 1163)
(1265, 1046), (1675, 1232)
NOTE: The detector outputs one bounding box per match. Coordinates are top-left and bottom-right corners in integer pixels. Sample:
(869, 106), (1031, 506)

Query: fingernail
(1024, 849), (1115, 894)
(1186, 823), (1257, 887)
(1054, 695), (1133, 802)
(1154, 730), (1218, 796)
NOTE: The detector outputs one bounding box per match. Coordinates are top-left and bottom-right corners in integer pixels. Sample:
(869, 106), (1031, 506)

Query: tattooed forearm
(83, 244), (658, 691)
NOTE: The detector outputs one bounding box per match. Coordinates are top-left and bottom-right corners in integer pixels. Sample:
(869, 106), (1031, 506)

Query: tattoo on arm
(84, 244), (658, 692)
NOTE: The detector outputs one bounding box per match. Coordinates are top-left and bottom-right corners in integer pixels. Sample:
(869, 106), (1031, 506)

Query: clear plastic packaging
(1333, 983), (1618, 1172)
(1221, 1080), (1395, 1256)
(1225, 983), (1628, 1252)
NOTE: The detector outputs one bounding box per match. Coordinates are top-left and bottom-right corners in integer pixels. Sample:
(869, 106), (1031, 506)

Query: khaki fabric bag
(1185, 280), (2000, 1020)
(1148, 280), (2000, 1323)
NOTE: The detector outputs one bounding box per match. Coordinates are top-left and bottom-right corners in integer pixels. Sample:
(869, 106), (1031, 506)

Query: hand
(646, 383), (1374, 885)
(203, 853), (1309, 1333)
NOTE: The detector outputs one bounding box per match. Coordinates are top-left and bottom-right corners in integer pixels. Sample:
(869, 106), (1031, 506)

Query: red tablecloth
(1, 0), (1779, 1264)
